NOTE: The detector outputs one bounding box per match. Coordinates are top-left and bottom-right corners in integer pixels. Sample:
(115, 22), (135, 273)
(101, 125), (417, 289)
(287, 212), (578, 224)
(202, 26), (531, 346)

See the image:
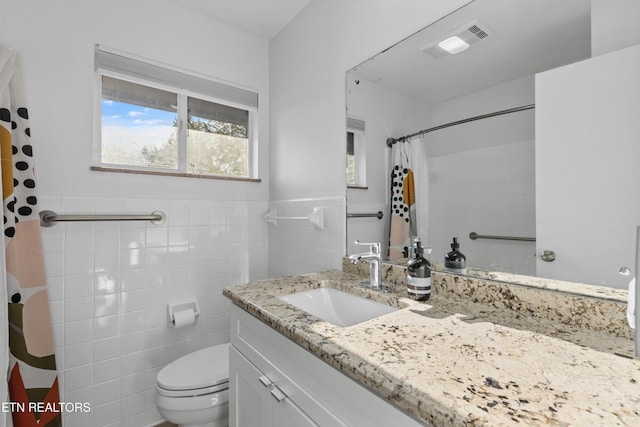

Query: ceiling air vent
(420, 20), (492, 59)
(468, 24), (489, 39)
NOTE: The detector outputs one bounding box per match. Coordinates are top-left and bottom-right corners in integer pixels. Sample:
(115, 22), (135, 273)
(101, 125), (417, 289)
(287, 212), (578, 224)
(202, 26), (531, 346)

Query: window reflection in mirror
(346, 131), (355, 184)
(346, 116), (366, 188)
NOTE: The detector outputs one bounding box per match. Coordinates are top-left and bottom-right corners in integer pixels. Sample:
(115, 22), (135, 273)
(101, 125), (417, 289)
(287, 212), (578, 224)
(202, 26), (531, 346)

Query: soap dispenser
(407, 238), (431, 301)
(444, 237), (466, 274)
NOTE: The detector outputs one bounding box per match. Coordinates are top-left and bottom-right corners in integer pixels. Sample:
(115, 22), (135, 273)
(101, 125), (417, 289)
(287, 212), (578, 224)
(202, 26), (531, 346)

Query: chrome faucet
(348, 240), (386, 291)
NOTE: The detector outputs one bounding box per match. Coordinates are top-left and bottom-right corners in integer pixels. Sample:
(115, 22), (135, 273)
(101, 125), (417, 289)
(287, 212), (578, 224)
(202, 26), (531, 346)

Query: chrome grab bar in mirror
(347, 211), (383, 219)
(469, 232), (535, 242)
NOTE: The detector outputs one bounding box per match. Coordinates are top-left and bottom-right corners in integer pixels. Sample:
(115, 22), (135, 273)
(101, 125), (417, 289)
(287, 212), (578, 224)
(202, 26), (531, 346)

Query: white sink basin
(279, 287), (398, 327)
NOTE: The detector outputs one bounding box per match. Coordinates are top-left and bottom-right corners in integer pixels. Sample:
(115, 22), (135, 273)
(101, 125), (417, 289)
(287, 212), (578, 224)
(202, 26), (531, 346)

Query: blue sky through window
(101, 99), (178, 165)
(102, 100), (176, 128)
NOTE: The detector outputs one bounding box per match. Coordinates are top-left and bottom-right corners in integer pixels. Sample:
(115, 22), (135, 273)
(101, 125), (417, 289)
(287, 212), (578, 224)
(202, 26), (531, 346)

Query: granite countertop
(223, 270), (640, 426)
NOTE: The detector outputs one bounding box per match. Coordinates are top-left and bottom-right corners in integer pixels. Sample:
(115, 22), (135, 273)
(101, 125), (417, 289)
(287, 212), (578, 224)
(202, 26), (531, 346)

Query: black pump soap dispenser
(407, 238), (431, 301)
(444, 237), (466, 274)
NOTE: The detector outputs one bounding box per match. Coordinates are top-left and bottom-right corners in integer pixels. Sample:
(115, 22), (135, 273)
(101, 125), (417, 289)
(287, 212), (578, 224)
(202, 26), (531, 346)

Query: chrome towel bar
(347, 211), (383, 220)
(39, 210), (166, 227)
(469, 232), (535, 242)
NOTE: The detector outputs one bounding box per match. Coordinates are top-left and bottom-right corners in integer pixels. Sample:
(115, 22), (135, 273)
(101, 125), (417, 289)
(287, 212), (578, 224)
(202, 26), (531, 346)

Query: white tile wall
(428, 140), (536, 274)
(268, 197), (346, 277)
(40, 195), (268, 427)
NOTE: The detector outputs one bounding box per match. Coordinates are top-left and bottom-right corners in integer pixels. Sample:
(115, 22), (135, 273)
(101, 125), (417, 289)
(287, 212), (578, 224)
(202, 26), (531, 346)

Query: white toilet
(155, 344), (230, 427)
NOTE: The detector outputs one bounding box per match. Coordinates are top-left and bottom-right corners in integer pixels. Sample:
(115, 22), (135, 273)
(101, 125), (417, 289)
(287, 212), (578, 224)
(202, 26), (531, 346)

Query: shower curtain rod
(386, 104), (535, 147)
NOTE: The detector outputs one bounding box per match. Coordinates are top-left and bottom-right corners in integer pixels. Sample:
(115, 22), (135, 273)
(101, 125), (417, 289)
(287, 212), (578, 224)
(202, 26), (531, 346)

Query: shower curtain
(388, 136), (429, 261)
(388, 140), (417, 260)
(1, 46), (61, 427)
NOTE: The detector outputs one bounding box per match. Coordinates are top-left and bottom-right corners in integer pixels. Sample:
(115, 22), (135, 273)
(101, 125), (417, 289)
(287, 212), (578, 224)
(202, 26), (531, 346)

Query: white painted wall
(591, 0), (640, 56)
(428, 76), (535, 156)
(270, 0), (470, 200)
(0, 1), (269, 426)
(269, 0), (470, 275)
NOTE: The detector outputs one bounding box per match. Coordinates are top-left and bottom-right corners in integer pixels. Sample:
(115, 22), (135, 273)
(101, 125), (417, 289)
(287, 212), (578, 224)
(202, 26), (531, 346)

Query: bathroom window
(94, 46), (258, 180)
(347, 116), (366, 188)
(347, 131), (356, 184)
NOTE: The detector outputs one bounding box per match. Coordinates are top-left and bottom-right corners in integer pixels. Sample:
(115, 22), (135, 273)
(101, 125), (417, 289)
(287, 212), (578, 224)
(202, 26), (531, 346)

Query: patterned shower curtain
(1, 46), (61, 427)
(388, 141), (417, 260)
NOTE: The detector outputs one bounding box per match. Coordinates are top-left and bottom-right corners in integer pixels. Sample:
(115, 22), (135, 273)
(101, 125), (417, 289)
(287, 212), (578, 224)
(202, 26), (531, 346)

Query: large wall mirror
(346, 0), (640, 290)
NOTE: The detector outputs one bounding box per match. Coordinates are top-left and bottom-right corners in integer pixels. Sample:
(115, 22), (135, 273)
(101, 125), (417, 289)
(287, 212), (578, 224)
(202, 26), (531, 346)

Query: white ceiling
(349, 0), (592, 105)
(164, 0), (592, 105)
(166, 0), (310, 39)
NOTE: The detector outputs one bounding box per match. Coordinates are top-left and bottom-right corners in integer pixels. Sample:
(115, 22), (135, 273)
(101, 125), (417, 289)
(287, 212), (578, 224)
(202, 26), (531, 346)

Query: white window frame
(93, 45), (259, 180)
(347, 116), (366, 188)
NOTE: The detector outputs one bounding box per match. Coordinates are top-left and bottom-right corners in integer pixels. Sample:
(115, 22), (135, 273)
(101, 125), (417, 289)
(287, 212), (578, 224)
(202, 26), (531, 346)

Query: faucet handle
(353, 240), (381, 254)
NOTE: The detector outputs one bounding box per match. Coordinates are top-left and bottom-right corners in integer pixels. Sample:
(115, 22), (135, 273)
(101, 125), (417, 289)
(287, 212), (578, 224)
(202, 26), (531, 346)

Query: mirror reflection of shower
(346, 0), (591, 278)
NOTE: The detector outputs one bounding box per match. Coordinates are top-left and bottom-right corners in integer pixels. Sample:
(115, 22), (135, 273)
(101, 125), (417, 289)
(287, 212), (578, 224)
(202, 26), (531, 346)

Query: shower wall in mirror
(346, 0), (640, 289)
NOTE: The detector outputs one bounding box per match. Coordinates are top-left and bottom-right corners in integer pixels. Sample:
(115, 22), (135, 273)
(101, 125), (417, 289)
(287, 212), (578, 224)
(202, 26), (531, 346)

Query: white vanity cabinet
(535, 43), (640, 287)
(229, 304), (424, 427)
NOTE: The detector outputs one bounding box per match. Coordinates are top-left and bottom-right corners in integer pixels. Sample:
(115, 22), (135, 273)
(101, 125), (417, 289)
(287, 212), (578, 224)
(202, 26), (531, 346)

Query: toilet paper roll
(172, 309), (197, 329)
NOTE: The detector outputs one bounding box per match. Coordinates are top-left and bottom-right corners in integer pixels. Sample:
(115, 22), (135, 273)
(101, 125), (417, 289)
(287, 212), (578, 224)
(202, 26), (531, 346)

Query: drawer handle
(258, 375), (273, 388)
(270, 387), (287, 402)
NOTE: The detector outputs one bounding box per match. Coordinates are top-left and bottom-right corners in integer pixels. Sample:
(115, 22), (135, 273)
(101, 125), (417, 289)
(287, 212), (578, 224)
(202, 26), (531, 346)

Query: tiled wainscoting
(39, 195), (268, 427)
(268, 196), (346, 277)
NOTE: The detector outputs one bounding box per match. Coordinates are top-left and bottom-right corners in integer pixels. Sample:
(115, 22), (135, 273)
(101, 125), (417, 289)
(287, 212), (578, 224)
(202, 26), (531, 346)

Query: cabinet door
(230, 345), (318, 427)
(229, 345), (272, 427)
(536, 44), (640, 287)
(271, 388), (319, 427)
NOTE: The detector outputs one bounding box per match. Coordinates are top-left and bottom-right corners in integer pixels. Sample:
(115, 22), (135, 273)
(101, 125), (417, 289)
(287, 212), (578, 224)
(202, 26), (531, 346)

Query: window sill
(347, 185), (368, 190)
(91, 166), (262, 183)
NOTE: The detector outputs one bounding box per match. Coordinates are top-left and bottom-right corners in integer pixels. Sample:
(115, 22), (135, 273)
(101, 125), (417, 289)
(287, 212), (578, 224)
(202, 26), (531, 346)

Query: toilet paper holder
(167, 301), (200, 327)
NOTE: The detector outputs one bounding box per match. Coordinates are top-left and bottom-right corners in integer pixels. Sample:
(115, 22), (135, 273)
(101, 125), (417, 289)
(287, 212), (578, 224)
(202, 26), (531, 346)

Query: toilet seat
(156, 380), (229, 398)
(156, 343), (229, 398)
